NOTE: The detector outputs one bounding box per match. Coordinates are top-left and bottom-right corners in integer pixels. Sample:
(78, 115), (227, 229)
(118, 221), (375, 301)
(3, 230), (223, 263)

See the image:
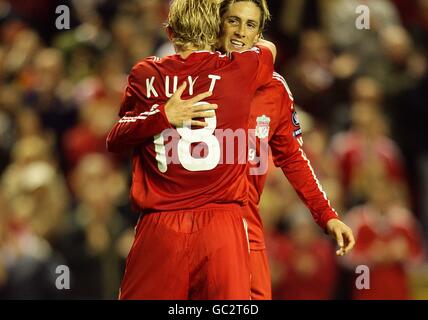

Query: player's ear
(165, 25), (174, 41)
(253, 33), (261, 46)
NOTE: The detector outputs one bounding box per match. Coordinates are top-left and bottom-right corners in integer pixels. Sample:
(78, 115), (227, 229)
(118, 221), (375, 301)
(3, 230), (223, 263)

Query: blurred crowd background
(0, 0), (428, 299)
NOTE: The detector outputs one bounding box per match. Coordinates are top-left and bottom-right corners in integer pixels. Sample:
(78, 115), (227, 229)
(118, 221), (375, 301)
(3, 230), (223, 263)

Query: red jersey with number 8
(108, 47), (273, 212)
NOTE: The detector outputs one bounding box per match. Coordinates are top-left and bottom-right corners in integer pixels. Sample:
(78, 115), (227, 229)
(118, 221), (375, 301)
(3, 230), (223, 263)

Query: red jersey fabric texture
(107, 47), (273, 213)
(246, 72), (339, 250)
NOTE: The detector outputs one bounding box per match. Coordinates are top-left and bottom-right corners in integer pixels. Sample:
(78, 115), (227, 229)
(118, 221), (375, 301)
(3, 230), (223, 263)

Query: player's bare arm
(326, 218), (356, 256)
(164, 82), (217, 127)
(256, 39), (276, 61)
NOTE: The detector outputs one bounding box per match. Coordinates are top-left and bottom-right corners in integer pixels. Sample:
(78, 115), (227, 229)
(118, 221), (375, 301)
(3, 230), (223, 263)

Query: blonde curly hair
(167, 0), (221, 51)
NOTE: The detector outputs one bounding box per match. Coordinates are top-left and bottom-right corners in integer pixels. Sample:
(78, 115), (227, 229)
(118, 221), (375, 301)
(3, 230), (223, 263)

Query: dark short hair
(220, 0), (271, 32)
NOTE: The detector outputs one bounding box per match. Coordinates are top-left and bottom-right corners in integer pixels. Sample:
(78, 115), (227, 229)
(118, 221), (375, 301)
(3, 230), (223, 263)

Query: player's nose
(234, 24), (245, 38)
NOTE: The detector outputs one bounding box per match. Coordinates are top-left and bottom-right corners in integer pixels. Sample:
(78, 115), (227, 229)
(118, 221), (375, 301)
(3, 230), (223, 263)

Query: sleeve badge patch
(292, 111), (300, 127)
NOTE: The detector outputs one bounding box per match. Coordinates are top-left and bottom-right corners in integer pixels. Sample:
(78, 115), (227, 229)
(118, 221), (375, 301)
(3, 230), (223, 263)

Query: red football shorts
(250, 249), (272, 300)
(119, 204), (251, 300)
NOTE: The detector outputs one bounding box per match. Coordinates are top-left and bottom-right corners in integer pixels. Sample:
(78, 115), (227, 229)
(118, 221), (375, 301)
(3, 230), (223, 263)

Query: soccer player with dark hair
(107, 0), (276, 299)
(217, 0), (355, 299)
(152, 0), (356, 300)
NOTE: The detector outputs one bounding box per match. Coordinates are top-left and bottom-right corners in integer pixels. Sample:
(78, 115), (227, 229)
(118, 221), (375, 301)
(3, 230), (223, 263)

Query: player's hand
(326, 218), (355, 256)
(165, 82), (218, 127)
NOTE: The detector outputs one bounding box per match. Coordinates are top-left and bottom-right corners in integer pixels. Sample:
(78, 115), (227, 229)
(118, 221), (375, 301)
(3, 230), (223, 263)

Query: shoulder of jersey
(147, 56), (162, 62)
(132, 56), (162, 66)
(132, 56), (165, 73)
(131, 57), (160, 69)
(271, 72), (294, 101)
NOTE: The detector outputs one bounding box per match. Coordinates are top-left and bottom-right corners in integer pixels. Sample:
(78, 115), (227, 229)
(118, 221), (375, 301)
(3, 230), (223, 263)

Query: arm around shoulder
(256, 39), (276, 62)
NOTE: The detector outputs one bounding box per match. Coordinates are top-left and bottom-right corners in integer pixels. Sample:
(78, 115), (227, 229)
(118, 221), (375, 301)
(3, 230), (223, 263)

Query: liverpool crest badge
(255, 115), (271, 139)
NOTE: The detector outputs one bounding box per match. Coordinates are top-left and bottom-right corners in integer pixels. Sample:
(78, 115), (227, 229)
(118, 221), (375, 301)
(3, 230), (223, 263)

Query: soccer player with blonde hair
(132, 0), (355, 300)
(107, 0), (276, 299)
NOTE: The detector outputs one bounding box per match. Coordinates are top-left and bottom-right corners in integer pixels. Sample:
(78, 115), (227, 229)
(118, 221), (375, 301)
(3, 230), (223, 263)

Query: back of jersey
(124, 48), (273, 212)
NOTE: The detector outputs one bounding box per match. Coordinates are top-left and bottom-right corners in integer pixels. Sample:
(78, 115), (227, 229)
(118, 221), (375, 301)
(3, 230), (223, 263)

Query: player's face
(219, 1), (262, 53)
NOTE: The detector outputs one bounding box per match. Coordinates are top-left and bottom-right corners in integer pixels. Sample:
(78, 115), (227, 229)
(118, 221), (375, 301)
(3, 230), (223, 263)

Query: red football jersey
(107, 47), (273, 212)
(246, 72), (339, 250)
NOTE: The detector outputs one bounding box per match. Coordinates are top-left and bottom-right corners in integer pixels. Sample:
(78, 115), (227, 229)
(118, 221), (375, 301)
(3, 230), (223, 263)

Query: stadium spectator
(343, 175), (425, 299)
